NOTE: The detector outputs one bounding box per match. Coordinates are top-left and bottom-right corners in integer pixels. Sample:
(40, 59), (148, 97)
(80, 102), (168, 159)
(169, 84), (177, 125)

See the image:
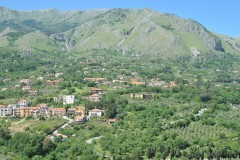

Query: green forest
(0, 46), (240, 160)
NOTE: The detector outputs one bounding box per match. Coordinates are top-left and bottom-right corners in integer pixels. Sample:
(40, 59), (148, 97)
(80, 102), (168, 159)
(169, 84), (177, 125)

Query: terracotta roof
(90, 94), (101, 97)
(29, 90), (37, 92)
(68, 108), (76, 111)
(107, 118), (117, 123)
(0, 105), (7, 108)
(76, 106), (85, 109)
(51, 108), (66, 111)
(37, 104), (48, 108)
(21, 107), (38, 110)
(74, 116), (85, 121)
(91, 88), (103, 91)
(89, 108), (103, 112)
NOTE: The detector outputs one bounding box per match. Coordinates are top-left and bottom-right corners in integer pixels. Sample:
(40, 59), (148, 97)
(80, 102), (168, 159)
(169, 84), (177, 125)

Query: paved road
(49, 116), (74, 140)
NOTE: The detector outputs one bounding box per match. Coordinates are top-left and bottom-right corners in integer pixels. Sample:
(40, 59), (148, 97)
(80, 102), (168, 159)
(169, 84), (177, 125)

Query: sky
(0, 0), (239, 38)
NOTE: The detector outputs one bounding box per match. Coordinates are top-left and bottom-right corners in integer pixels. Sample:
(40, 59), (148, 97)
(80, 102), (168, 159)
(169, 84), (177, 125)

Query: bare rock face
(50, 31), (75, 51)
(191, 47), (201, 57)
(184, 20), (224, 52)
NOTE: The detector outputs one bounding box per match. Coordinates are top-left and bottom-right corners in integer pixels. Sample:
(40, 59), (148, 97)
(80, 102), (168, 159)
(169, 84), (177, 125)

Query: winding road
(48, 116), (74, 141)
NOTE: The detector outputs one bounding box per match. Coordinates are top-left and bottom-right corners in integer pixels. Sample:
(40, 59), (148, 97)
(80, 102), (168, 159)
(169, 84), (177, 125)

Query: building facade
(63, 95), (75, 105)
(88, 108), (103, 117)
(0, 105), (14, 117)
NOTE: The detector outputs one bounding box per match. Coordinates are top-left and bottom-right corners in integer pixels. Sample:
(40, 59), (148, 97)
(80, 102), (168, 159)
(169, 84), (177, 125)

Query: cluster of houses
(16, 79), (39, 96)
(84, 77), (108, 84)
(1, 73), (178, 125)
(0, 102), (108, 123)
(84, 88), (105, 102)
(7, 77), (65, 95)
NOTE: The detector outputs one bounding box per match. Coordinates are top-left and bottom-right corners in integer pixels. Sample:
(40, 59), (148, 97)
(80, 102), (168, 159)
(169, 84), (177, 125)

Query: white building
(0, 104), (16, 117)
(55, 72), (64, 78)
(18, 100), (29, 107)
(88, 108), (103, 118)
(37, 77), (44, 80)
(20, 79), (31, 86)
(63, 95), (75, 105)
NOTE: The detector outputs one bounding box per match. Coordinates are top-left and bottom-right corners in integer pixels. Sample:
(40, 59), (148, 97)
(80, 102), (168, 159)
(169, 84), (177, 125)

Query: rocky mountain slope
(0, 7), (239, 56)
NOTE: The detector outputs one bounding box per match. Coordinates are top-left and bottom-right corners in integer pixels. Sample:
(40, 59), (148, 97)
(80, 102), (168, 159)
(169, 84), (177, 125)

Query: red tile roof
(89, 109), (103, 112)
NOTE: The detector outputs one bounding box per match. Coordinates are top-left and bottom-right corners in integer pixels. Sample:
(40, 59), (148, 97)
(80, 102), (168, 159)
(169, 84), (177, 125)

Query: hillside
(1, 7), (240, 160)
(0, 7), (239, 56)
(52, 8), (225, 55)
(0, 6), (108, 34)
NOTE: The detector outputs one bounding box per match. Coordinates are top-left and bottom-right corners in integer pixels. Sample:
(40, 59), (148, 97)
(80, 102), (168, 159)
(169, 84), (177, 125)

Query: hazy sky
(0, 0), (239, 37)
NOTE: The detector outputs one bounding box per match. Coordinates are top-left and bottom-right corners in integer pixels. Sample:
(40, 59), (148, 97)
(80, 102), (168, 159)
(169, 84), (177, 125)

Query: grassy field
(9, 117), (67, 134)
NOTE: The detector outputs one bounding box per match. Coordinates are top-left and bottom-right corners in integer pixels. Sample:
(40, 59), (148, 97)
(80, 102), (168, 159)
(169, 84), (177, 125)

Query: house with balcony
(13, 107), (39, 117)
(37, 104), (49, 116)
(18, 100), (29, 107)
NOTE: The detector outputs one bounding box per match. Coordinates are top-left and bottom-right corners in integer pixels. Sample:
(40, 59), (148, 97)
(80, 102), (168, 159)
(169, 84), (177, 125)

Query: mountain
(0, 7), (239, 56)
(217, 34), (240, 53)
(0, 6), (108, 34)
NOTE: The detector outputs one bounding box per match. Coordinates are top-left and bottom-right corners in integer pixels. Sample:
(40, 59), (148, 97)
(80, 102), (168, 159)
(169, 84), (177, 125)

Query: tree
(0, 128), (11, 145)
(43, 138), (56, 154)
(9, 132), (45, 158)
(146, 147), (156, 159)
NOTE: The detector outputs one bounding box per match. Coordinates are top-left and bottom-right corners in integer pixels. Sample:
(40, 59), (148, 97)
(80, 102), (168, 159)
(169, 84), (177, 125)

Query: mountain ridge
(0, 7), (239, 56)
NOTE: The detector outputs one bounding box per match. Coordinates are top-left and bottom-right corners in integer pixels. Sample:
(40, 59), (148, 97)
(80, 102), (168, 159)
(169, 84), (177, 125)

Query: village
(0, 72), (178, 124)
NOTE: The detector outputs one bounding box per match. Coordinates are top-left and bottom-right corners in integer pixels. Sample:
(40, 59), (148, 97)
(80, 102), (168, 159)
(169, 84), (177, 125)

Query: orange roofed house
(50, 108), (66, 116)
(90, 88), (104, 93)
(164, 81), (178, 89)
(47, 80), (59, 86)
(47, 78), (64, 86)
(87, 94), (102, 102)
(130, 79), (145, 85)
